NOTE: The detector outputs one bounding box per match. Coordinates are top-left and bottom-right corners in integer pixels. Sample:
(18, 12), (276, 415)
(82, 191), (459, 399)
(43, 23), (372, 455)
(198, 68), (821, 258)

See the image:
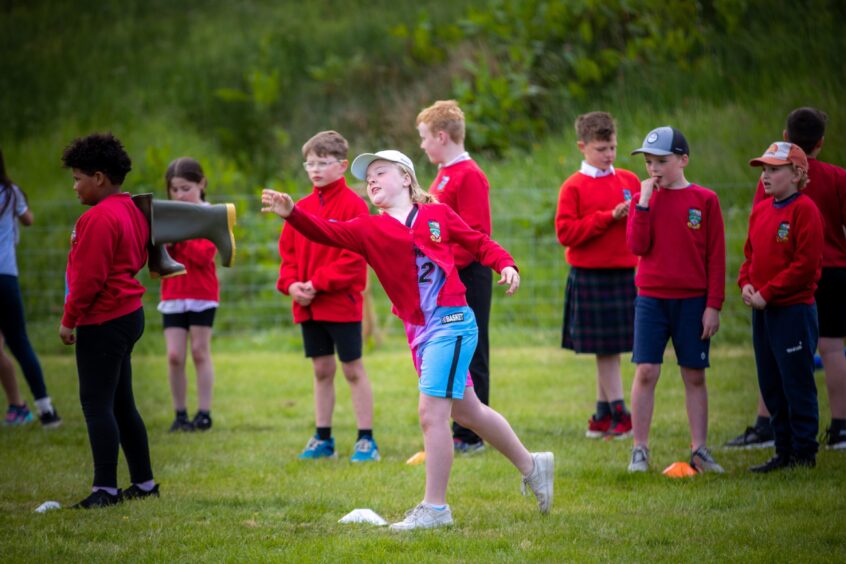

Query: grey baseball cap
(631, 126), (690, 156)
(351, 150), (415, 180)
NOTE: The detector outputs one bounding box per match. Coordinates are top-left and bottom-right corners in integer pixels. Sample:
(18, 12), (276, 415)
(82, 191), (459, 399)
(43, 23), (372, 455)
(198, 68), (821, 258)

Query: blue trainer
(350, 437), (381, 462)
(4, 404), (34, 426)
(298, 436), (336, 459)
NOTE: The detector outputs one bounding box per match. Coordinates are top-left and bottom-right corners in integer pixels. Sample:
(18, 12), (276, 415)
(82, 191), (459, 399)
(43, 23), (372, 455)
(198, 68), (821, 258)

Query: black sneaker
(822, 424), (846, 450)
(749, 454), (792, 473)
(192, 411), (212, 431)
(169, 415), (194, 432)
(39, 409), (62, 429)
(724, 425), (774, 449)
(73, 489), (123, 509)
(124, 483), (160, 500)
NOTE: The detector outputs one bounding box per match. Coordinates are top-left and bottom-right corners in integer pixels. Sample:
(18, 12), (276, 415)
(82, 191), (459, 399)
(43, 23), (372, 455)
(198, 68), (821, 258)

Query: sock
(755, 415), (771, 431)
(831, 418), (846, 432)
(357, 429), (373, 440)
(93, 486), (119, 496)
(176, 409), (188, 419)
(197, 410), (210, 417)
(424, 503), (447, 511)
(316, 427), (332, 441)
(595, 401), (611, 419)
(134, 479), (156, 492)
(610, 399), (628, 419)
(34, 397), (54, 415)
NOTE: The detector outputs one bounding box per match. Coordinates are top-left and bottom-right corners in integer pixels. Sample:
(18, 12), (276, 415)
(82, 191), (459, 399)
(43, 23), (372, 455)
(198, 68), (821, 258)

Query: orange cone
(406, 451), (426, 465)
(662, 461), (697, 478)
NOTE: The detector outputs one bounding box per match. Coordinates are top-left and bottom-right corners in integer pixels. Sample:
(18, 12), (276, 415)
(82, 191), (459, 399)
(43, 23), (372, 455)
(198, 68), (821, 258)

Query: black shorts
(301, 320), (362, 362)
(816, 267), (846, 338)
(162, 308), (217, 330)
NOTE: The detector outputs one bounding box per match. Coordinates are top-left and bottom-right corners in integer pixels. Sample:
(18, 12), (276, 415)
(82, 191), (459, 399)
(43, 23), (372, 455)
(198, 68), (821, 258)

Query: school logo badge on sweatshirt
(436, 176), (450, 192)
(777, 221), (790, 242)
(686, 208), (702, 230)
(428, 220), (442, 242)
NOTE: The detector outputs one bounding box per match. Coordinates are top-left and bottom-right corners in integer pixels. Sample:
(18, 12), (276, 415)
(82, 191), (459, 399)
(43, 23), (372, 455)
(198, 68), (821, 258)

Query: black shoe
(169, 415), (194, 432)
(749, 454), (792, 473)
(39, 409), (62, 429)
(73, 489), (123, 509)
(124, 483), (160, 500)
(822, 423), (846, 450)
(724, 425), (774, 449)
(192, 411), (212, 431)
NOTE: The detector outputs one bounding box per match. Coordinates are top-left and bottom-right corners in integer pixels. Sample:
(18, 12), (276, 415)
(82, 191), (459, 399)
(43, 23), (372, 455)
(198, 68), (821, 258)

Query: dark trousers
(76, 307), (153, 488)
(0, 274), (47, 400)
(453, 262), (492, 443)
(752, 304), (819, 459)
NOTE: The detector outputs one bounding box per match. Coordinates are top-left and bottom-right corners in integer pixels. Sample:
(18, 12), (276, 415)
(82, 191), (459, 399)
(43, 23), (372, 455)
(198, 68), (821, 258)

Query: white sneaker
(690, 446), (725, 474)
(628, 445), (650, 472)
(521, 452), (554, 514)
(389, 503), (453, 531)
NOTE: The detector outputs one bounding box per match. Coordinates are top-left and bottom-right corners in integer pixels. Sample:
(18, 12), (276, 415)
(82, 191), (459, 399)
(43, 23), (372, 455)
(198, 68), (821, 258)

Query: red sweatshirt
(285, 202), (515, 326)
(277, 177), (368, 324)
(63, 192), (148, 328)
(428, 158), (492, 269)
(753, 158), (846, 267)
(626, 184), (726, 310)
(160, 238), (219, 302)
(738, 193), (823, 306)
(555, 169), (639, 268)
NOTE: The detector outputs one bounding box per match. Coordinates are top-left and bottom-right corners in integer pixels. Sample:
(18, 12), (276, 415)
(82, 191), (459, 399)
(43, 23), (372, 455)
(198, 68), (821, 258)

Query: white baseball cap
(351, 150), (415, 180)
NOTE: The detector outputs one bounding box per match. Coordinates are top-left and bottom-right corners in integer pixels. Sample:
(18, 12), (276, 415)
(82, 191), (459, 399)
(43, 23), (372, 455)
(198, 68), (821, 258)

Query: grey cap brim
(631, 148), (674, 156)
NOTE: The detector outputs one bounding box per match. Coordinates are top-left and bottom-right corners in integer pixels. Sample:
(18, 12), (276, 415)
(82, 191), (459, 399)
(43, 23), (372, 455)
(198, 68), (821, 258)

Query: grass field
(1, 341), (844, 562)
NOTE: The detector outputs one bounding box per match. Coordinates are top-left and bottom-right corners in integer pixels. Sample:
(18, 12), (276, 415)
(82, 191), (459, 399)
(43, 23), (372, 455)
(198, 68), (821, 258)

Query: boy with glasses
(277, 130), (379, 462)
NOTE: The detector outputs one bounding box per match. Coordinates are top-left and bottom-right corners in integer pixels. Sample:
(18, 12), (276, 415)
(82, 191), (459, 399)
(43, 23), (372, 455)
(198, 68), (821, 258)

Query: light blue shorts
(416, 331), (478, 399)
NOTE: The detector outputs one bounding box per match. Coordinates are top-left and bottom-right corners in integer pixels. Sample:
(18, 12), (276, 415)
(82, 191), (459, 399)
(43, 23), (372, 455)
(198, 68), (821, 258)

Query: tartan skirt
(562, 267), (636, 354)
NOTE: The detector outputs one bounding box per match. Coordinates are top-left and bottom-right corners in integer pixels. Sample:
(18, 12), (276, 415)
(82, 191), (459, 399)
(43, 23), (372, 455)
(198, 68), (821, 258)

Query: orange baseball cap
(749, 142), (808, 172)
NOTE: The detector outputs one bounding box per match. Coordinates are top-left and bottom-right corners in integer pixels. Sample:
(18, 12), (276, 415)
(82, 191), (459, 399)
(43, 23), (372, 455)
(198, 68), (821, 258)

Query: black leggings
(0, 274), (47, 399)
(76, 307), (153, 488)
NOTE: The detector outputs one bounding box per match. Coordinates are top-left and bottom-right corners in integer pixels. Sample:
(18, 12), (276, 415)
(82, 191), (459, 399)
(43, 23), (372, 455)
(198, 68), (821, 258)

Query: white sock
(35, 397), (53, 415)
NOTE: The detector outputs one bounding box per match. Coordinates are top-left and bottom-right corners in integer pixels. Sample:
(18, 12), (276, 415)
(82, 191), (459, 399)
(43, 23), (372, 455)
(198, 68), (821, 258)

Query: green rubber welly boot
(150, 200), (237, 267)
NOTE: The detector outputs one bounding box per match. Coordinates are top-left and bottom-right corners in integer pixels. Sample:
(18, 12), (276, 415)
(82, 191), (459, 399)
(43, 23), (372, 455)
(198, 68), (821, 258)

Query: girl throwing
(262, 150), (553, 530)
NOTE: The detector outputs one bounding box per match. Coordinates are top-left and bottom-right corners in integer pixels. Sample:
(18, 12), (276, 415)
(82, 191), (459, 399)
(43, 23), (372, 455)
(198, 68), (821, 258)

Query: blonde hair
(796, 166), (810, 190)
(396, 163), (437, 204)
(416, 100), (465, 144)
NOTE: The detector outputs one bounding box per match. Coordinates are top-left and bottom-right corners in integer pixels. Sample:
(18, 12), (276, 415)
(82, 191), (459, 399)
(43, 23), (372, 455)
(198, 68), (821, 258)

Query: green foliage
(1, 347), (844, 561)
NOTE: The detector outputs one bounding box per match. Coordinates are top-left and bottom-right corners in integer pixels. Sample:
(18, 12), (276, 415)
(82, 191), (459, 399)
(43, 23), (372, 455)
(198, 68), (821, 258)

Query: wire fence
(15, 184), (756, 351)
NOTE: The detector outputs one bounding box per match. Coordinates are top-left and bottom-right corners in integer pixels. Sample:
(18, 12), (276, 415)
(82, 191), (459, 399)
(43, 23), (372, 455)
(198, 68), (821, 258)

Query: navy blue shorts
(632, 295), (710, 368)
(301, 320), (362, 363)
(162, 308), (216, 329)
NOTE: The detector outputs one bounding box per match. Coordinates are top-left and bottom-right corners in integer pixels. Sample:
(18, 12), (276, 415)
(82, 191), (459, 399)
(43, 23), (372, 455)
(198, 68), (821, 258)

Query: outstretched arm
(261, 189), (294, 218)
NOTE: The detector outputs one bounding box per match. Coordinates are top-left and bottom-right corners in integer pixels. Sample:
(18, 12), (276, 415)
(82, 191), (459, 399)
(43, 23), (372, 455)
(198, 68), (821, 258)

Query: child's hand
(638, 178), (656, 207)
(59, 324), (75, 345)
(261, 189), (294, 218)
(741, 284), (756, 307)
(750, 291), (767, 310)
(288, 282), (314, 306)
(612, 201), (630, 220)
(700, 307), (720, 340)
(498, 266), (520, 296)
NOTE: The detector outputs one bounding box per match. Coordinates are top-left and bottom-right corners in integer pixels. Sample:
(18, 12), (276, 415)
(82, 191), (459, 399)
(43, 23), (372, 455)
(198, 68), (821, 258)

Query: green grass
(1, 341), (844, 562)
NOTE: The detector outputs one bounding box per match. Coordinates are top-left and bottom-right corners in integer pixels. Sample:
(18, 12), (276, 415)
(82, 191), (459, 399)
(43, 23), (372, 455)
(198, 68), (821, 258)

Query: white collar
(579, 161), (615, 178)
(440, 152), (471, 169)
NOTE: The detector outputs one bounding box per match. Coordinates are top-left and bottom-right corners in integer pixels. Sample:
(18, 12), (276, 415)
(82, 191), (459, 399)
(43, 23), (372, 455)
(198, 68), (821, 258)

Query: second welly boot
(131, 193), (187, 279)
